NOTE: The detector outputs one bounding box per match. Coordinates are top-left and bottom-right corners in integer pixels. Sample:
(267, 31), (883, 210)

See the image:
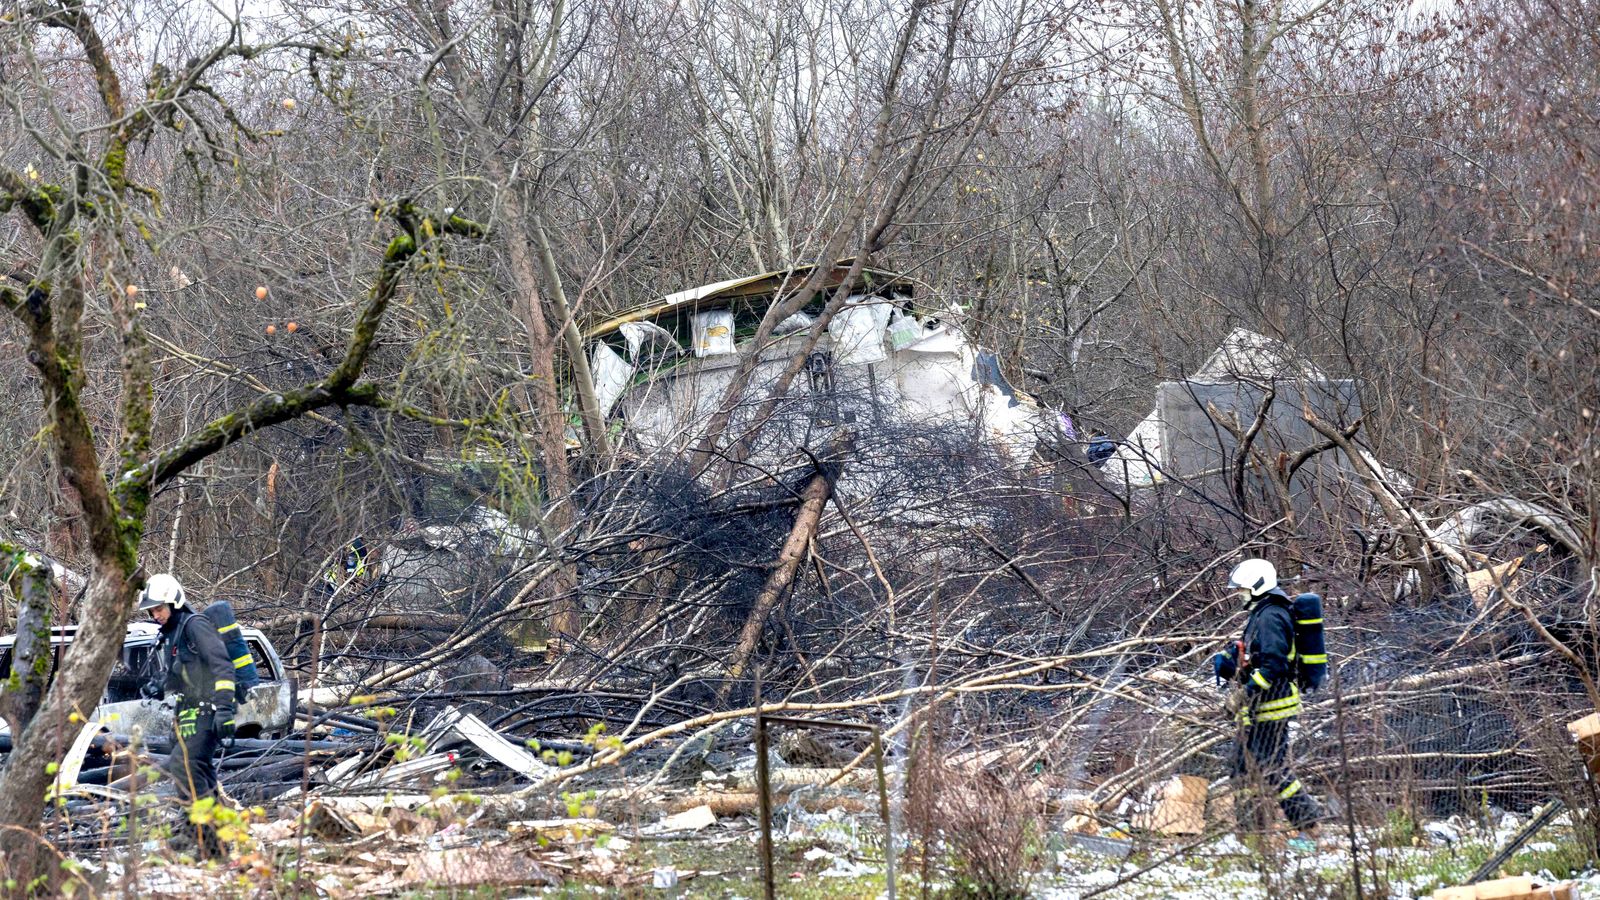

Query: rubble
(1430, 876), (1578, 900)
(1131, 774), (1208, 836)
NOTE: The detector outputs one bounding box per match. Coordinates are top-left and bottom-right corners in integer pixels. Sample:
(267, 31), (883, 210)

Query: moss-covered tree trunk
(1, 29), (481, 869)
(0, 550), (54, 738)
(0, 566), (136, 884)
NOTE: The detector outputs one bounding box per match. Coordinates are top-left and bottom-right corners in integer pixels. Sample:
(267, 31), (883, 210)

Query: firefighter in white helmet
(139, 573), (235, 853)
(1212, 558), (1323, 837)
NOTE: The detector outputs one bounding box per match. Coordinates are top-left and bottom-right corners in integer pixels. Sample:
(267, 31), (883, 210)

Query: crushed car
(0, 620), (296, 745)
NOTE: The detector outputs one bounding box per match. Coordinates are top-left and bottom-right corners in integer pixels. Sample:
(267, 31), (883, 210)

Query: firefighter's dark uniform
(155, 609), (236, 803)
(1216, 588), (1323, 830)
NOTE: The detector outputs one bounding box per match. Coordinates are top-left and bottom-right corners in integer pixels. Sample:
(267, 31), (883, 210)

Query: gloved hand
(139, 680), (163, 700)
(1212, 650), (1237, 684)
(216, 707), (237, 746)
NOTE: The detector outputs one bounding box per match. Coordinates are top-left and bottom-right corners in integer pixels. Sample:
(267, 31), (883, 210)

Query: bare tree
(0, 2), (485, 880)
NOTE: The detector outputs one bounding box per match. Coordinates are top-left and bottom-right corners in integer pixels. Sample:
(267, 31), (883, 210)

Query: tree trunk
(0, 551), (53, 737)
(0, 566), (135, 884)
(724, 435), (852, 687)
(531, 208), (612, 457)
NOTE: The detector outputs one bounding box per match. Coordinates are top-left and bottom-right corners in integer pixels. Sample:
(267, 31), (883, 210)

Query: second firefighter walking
(1213, 558), (1327, 842)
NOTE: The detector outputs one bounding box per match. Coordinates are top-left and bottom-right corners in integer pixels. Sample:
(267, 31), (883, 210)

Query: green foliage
(384, 731), (428, 763)
(1380, 808), (1420, 848)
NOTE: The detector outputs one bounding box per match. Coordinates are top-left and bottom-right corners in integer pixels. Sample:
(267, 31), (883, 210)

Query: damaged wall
(601, 294), (1058, 472)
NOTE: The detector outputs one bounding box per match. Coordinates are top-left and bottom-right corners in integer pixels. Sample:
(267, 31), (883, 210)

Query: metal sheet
(432, 705), (549, 780)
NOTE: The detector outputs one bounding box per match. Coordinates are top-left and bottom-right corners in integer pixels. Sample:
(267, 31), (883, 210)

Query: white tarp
(828, 295), (891, 365)
(590, 341), (635, 418)
(619, 321), (682, 359)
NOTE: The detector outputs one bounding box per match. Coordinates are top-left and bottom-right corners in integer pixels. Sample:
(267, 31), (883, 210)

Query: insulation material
(774, 311), (814, 335)
(887, 310), (925, 350)
(691, 309), (735, 357)
(828, 296), (892, 365)
(979, 384), (1042, 466)
(1465, 558), (1524, 609)
(1102, 408), (1163, 488)
(619, 321), (681, 360)
(590, 341), (636, 418)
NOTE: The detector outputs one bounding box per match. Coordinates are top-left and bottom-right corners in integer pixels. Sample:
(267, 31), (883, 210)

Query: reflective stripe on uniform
(218, 622), (241, 634)
(1250, 670), (1271, 690)
(1243, 684), (1301, 723)
(1296, 618), (1323, 625)
(215, 679), (236, 692)
(233, 654), (254, 668)
(1257, 683), (1300, 708)
(1279, 780), (1303, 799)
(1300, 653), (1327, 664)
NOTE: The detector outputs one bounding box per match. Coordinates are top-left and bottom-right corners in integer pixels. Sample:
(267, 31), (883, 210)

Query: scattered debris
(305, 799), (366, 841)
(1067, 831), (1135, 859)
(1425, 820), (1462, 846)
(1465, 799), (1569, 886)
(1430, 875), (1578, 900)
(656, 803), (717, 833)
(1132, 774), (1208, 836)
(399, 847), (555, 889)
(427, 705), (551, 780)
(507, 818), (613, 841)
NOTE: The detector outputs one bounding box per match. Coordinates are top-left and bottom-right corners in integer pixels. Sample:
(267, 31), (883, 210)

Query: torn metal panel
(339, 752), (460, 792)
(429, 705), (551, 780)
(1099, 329), (1351, 491)
(607, 294), (1052, 471)
(583, 260), (914, 342)
(46, 718), (109, 801)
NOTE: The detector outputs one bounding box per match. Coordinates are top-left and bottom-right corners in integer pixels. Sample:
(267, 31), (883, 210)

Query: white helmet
(138, 573), (188, 611)
(1227, 558), (1278, 598)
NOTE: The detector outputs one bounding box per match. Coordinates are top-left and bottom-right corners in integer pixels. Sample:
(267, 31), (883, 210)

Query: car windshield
(106, 644), (155, 703)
